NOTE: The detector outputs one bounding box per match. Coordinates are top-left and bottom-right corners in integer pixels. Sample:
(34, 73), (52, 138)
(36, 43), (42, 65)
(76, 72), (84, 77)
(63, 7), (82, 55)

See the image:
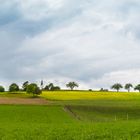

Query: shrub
(51, 86), (61, 91)
(100, 88), (108, 92)
(44, 83), (61, 91)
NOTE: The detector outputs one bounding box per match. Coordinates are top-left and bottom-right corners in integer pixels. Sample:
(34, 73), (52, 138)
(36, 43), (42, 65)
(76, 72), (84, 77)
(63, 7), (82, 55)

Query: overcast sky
(0, 0), (140, 89)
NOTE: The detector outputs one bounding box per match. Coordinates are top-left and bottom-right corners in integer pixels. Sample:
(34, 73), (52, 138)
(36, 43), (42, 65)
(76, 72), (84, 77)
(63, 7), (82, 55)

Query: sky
(0, 0), (140, 89)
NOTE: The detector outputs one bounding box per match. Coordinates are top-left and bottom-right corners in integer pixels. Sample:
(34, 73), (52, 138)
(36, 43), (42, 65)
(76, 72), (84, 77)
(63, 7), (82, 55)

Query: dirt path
(64, 106), (81, 120)
(0, 97), (48, 105)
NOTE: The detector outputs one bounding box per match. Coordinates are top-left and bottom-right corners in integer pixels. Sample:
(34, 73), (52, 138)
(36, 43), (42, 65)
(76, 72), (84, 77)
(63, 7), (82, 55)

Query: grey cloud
(0, 0), (140, 89)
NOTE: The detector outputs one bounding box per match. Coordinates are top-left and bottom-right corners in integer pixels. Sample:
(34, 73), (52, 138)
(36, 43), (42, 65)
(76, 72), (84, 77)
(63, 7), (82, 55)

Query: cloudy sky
(0, 0), (140, 89)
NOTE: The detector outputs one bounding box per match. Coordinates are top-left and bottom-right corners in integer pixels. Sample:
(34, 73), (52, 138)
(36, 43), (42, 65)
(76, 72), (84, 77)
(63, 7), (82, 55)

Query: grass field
(0, 91), (140, 139)
(1, 105), (140, 140)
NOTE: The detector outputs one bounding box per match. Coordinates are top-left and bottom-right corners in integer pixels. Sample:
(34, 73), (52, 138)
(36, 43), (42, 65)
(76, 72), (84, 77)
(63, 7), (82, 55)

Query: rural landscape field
(1, 0), (140, 139)
(0, 91), (140, 139)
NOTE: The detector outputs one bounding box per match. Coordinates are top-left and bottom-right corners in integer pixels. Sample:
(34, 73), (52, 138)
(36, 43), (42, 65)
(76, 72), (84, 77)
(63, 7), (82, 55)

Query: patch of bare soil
(0, 97), (48, 105)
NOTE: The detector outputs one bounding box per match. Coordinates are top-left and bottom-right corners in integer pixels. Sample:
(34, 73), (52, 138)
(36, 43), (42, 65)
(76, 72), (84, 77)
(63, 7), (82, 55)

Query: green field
(0, 91), (140, 139)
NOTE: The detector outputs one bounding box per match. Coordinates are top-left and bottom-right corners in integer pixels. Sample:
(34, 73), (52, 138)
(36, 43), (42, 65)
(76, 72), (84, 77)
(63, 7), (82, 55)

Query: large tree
(111, 83), (123, 92)
(0, 86), (5, 92)
(26, 83), (42, 96)
(134, 84), (140, 92)
(125, 83), (133, 92)
(9, 83), (19, 92)
(66, 82), (79, 90)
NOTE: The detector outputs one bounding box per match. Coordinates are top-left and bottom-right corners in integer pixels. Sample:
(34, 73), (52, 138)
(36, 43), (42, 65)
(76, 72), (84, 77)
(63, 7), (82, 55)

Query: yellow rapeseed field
(41, 91), (140, 100)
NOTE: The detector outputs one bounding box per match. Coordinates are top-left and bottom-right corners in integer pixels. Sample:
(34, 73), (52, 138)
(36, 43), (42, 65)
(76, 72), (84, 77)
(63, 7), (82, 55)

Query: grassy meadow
(0, 91), (140, 139)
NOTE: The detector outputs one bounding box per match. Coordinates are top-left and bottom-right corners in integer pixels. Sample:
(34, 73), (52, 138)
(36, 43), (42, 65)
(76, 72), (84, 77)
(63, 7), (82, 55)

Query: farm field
(41, 90), (140, 100)
(0, 91), (140, 139)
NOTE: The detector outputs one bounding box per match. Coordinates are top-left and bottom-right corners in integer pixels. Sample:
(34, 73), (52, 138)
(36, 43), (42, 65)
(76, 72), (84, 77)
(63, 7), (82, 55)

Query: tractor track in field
(0, 97), (48, 105)
(64, 106), (81, 120)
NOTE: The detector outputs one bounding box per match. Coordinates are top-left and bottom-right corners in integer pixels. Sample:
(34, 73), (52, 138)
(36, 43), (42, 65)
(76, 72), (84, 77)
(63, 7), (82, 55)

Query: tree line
(0, 81), (79, 96)
(0, 82), (140, 95)
(111, 83), (140, 92)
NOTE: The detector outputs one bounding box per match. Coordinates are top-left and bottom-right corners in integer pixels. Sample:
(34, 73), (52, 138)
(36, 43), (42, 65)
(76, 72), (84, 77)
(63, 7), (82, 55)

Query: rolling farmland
(0, 91), (140, 139)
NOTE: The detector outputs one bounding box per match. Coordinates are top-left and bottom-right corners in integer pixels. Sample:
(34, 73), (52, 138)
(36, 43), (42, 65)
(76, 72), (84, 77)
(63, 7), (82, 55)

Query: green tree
(51, 86), (61, 91)
(125, 83), (133, 92)
(0, 86), (5, 92)
(134, 84), (140, 92)
(66, 82), (79, 90)
(9, 83), (19, 92)
(22, 81), (29, 91)
(44, 83), (53, 91)
(48, 83), (54, 90)
(44, 85), (49, 90)
(44, 83), (61, 91)
(111, 83), (123, 92)
(26, 83), (42, 96)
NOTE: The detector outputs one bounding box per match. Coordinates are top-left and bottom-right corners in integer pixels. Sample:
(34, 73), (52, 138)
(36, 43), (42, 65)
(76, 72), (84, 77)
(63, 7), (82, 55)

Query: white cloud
(18, 0), (76, 21)
(0, 0), (140, 89)
(90, 69), (140, 89)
